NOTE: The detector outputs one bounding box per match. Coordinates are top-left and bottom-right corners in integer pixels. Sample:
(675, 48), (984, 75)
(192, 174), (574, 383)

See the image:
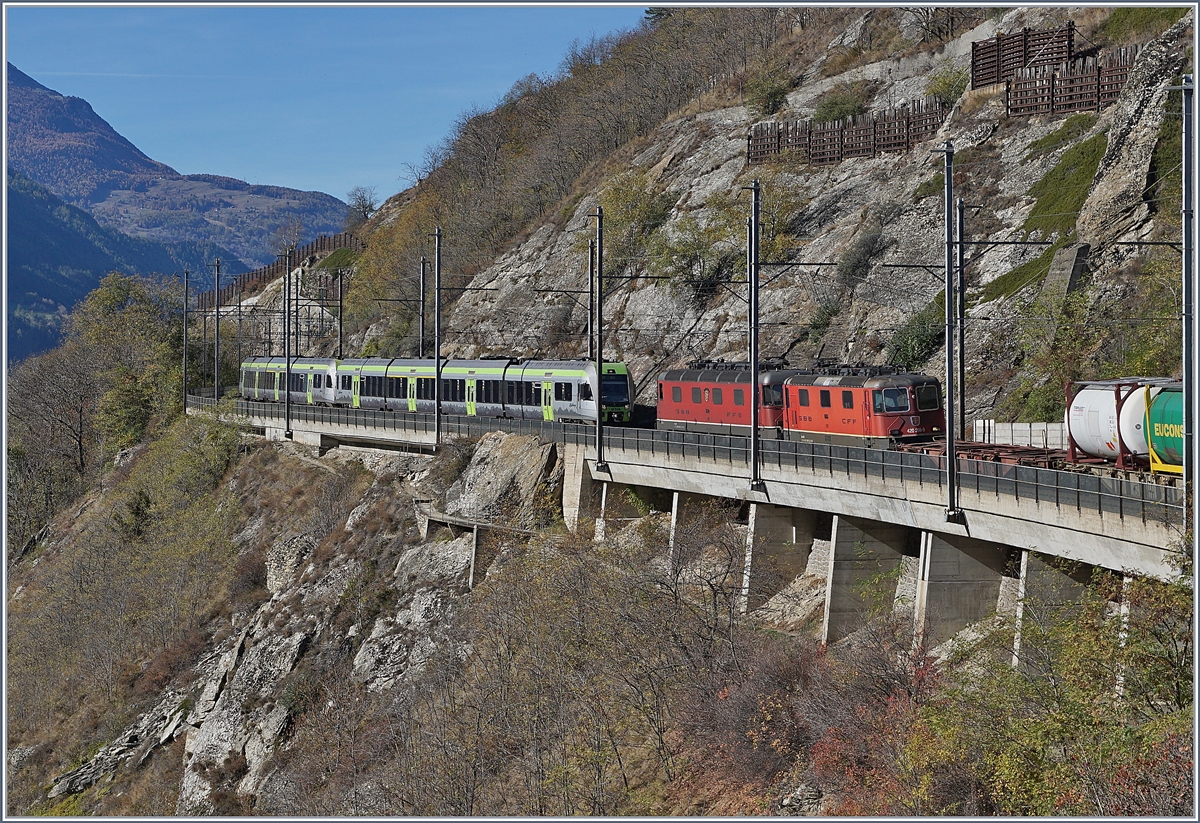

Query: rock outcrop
(1077, 13), (1191, 249)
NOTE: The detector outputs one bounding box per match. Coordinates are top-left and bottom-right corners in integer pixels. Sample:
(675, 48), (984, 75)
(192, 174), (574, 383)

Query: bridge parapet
(193, 397), (1183, 580)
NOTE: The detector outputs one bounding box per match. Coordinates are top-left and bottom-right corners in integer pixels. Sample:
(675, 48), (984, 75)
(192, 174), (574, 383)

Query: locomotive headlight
(889, 428), (902, 437)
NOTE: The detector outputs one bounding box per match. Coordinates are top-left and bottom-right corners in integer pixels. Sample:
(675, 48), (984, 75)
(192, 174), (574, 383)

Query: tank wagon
(1065, 378), (1183, 474)
(240, 357), (635, 423)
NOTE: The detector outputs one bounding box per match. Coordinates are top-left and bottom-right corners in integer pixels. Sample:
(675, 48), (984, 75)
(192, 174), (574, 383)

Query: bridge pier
(594, 481), (639, 542)
(912, 533), (1014, 651)
(821, 515), (918, 644)
(561, 443), (595, 534)
(667, 491), (712, 558)
(741, 504), (817, 612)
(1012, 551), (1092, 667)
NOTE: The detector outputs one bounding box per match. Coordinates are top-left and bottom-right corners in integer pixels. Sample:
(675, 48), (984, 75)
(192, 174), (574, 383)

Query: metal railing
(189, 395), (1184, 526)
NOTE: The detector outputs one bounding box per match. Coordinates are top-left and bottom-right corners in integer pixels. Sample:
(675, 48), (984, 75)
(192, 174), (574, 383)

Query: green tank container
(1147, 386), (1183, 467)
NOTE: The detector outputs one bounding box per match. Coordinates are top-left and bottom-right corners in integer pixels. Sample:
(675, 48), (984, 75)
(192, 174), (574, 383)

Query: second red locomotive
(656, 360), (945, 447)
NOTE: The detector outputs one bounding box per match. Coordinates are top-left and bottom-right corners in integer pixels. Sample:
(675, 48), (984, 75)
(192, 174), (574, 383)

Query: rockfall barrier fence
(747, 98), (949, 166)
(195, 232), (364, 313)
(971, 22), (1076, 89)
(1005, 47), (1140, 116)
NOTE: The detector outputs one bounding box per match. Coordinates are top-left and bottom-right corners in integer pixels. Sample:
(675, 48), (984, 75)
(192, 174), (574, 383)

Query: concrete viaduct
(192, 396), (1185, 652)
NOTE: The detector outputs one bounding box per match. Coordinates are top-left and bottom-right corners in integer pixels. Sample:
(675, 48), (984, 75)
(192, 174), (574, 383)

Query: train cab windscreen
(915, 384), (940, 411)
(873, 388), (910, 414)
(762, 384), (784, 407)
(601, 375), (630, 404)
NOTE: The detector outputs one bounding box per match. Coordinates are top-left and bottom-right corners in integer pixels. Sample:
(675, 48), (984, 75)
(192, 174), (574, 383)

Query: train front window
(872, 388), (910, 414)
(602, 375), (630, 404)
(915, 384), (940, 411)
(762, 384), (783, 407)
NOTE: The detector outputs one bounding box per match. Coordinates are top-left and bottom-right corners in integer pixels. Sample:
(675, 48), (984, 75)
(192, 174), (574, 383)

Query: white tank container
(1064, 382), (1151, 460)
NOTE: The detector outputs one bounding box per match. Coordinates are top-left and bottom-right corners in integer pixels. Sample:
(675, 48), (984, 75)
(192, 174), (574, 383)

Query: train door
(542, 380), (554, 421)
(306, 371), (314, 405)
(466, 379), (477, 416)
(275, 371), (284, 402)
(407, 375), (417, 412)
(352, 373), (361, 409)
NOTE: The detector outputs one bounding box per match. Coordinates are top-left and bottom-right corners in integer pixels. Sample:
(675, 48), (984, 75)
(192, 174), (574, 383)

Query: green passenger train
(239, 357), (635, 424)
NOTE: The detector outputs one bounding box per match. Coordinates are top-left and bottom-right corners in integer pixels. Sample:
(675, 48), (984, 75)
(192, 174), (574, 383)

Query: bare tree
(273, 216), (306, 255)
(345, 186), (379, 230)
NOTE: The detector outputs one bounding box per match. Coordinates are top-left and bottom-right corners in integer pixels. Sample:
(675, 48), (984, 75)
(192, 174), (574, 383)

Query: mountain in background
(6, 63), (348, 269)
(6, 169), (248, 364)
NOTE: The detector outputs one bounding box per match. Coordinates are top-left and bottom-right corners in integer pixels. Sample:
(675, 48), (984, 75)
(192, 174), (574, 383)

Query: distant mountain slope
(6, 169), (247, 364)
(6, 63), (347, 269)
(6, 64), (178, 202)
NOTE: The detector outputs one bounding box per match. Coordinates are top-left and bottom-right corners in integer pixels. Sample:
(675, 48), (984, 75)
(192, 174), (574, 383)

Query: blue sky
(4, 3), (648, 204)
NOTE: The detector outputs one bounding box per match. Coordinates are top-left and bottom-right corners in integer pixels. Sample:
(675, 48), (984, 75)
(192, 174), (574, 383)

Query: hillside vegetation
(5, 5), (1194, 817)
(347, 6), (1188, 428)
(6, 170), (243, 364)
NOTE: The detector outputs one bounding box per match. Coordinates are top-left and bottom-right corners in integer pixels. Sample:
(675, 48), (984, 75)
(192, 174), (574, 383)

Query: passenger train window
(872, 388), (910, 413)
(733, 388), (745, 406)
(842, 390), (854, 410)
(691, 387), (702, 404)
(819, 389), (831, 408)
(341, 375), (352, 391)
(672, 386), (682, 403)
(712, 388), (723, 405)
(915, 385), (940, 411)
(798, 389), (809, 406)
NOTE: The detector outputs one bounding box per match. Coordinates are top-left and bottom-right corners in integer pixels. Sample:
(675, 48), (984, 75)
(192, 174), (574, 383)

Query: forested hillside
(6, 170), (243, 364)
(5, 6), (1193, 817)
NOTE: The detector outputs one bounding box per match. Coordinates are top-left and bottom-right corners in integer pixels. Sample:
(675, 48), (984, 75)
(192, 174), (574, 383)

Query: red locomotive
(781, 367), (944, 447)
(656, 360), (816, 436)
(656, 360), (945, 446)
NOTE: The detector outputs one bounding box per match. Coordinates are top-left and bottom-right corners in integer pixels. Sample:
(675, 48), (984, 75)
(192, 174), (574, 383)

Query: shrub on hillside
(925, 64), (969, 106)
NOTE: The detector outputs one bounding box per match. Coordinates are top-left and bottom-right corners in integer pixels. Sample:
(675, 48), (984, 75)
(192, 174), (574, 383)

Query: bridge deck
(191, 396), (1183, 578)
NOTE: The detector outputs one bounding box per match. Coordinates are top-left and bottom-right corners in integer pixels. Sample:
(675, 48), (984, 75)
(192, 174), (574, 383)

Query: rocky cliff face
(22, 433), (563, 814)
(437, 10), (1190, 422)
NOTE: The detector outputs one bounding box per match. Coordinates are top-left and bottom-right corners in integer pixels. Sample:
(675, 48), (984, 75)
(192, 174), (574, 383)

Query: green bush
(812, 84), (868, 124)
(924, 64), (969, 106)
(316, 248), (359, 270)
(978, 242), (1063, 305)
(1023, 132), (1108, 238)
(1101, 7), (1188, 43)
(886, 291), (944, 369)
(747, 74), (790, 118)
(912, 172), (945, 203)
(599, 170), (678, 276)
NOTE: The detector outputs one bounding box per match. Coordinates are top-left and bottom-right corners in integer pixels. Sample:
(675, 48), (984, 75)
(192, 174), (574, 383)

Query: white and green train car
(240, 356), (634, 423)
(240, 357), (337, 404)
